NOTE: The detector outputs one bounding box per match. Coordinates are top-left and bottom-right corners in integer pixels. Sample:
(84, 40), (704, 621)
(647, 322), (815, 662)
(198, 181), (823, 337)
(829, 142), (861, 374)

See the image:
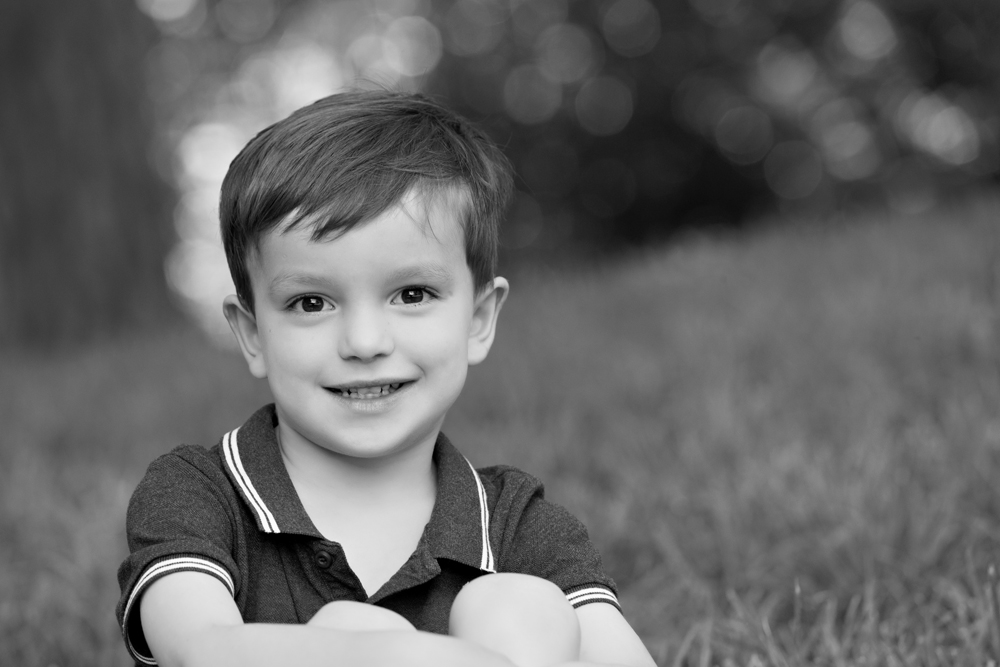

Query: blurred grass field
(4, 201), (1000, 666)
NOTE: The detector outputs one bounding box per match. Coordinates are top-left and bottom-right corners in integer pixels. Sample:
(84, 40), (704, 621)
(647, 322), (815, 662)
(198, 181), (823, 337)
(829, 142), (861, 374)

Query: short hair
(220, 90), (514, 312)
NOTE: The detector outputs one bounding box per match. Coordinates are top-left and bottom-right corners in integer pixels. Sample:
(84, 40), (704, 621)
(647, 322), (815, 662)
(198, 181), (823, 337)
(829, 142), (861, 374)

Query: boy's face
(224, 187), (507, 462)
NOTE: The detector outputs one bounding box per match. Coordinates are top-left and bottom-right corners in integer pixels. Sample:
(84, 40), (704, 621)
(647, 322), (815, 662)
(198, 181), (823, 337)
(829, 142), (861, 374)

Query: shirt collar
(219, 404), (495, 573)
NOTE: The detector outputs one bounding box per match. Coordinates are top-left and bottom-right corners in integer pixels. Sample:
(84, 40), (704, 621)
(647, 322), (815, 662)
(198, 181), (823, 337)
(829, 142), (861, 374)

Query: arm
(140, 571), (516, 667)
(482, 470), (655, 666)
(569, 603), (657, 667)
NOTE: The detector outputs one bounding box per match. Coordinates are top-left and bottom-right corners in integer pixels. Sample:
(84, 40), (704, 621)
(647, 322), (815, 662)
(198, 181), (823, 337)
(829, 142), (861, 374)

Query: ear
(468, 277), (509, 366)
(223, 294), (268, 379)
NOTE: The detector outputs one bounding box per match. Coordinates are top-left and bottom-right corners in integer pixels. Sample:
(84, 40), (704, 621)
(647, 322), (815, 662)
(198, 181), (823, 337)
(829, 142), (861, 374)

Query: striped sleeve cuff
(565, 584), (621, 612)
(121, 556), (236, 666)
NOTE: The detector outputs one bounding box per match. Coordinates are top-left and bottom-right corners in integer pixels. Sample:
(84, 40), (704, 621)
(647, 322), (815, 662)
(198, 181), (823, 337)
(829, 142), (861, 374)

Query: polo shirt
(116, 404), (620, 666)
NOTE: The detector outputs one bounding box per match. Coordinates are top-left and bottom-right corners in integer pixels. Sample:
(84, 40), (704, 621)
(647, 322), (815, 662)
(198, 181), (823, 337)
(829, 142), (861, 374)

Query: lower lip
(327, 383), (412, 414)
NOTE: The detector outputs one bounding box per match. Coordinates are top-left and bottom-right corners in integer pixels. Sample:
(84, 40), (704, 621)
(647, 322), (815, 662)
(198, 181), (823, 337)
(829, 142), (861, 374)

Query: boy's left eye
(398, 287), (428, 304)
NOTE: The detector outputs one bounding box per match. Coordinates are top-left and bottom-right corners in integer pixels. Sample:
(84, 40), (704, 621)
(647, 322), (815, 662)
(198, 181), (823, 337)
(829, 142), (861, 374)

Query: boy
(116, 91), (656, 667)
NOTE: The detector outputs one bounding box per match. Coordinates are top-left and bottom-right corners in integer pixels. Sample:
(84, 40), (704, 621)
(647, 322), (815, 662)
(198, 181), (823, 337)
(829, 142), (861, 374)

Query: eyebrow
(384, 263), (455, 285)
(267, 272), (328, 293)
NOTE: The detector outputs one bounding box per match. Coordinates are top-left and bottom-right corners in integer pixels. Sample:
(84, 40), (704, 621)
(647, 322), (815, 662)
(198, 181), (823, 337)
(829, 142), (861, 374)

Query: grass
(3, 197), (1000, 665)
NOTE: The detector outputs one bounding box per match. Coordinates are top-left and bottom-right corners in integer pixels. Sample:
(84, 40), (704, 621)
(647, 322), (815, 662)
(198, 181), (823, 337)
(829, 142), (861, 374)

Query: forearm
(179, 623), (514, 667)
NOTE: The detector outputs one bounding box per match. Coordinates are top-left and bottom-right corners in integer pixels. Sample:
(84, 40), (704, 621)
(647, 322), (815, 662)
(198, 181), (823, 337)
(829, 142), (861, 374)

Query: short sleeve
(486, 467), (621, 613)
(116, 447), (241, 665)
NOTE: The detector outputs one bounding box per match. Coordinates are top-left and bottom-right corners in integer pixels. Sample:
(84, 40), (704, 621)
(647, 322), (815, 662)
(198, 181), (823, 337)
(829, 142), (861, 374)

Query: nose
(338, 304), (394, 361)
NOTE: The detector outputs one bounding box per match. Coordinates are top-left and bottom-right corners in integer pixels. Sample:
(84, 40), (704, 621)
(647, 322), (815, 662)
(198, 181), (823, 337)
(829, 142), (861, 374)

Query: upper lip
(326, 378), (415, 390)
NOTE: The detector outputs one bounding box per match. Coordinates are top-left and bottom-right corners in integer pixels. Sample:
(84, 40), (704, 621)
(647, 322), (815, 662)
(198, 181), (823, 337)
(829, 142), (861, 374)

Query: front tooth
(341, 384), (397, 398)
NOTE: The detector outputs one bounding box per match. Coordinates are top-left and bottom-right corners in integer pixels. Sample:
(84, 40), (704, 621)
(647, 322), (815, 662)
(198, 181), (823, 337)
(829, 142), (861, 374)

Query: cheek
(260, 324), (331, 376)
(401, 311), (471, 361)
(404, 330), (464, 367)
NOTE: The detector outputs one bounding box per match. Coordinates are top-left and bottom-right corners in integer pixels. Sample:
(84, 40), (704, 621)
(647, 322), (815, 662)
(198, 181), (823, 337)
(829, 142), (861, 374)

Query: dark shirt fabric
(117, 404), (619, 666)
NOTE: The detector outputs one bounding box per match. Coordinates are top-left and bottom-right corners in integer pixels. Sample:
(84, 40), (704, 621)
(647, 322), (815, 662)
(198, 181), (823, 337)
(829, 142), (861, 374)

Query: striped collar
(219, 404), (495, 573)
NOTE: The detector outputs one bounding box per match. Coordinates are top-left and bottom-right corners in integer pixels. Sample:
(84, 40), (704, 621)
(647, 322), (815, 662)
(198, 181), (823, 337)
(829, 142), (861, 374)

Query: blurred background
(3, 0), (998, 344)
(3, 0), (1000, 665)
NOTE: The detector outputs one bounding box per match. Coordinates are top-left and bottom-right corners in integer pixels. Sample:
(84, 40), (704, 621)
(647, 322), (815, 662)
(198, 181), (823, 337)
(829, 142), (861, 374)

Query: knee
(450, 573), (580, 667)
(307, 600), (416, 632)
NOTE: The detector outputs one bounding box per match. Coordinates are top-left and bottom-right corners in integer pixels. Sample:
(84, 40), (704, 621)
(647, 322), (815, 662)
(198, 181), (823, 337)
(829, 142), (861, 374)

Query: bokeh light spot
(272, 43), (343, 116)
(839, 1), (897, 61)
(174, 187), (220, 243)
(601, 0), (661, 58)
(811, 98), (879, 180)
(178, 123), (246, 186)
(536, 23), (598, 84)
(347, 33), (387, 77)
(714, 105), (773, 165)
(215, 0), (276, 43)
(504, 65), (562, 124)
(372, 0), (426, 18)
(165, 239), (237, 340)
(575, 76), (633, 136)
(755, 40), (818, 107)
(512, 0), (569, 45)
(898, 93), (980, 166)
(383, 16), (443, 77)
(135, 0), (199, 22)
(764, 141), (824, 199)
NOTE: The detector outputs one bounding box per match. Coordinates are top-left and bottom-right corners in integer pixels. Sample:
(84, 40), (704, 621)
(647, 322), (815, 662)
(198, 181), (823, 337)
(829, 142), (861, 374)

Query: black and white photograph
(2, 0), (1000, 665)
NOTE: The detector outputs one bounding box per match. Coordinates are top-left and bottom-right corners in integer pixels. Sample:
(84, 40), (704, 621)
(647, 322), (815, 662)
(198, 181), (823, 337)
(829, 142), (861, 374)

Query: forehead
(248, 185), (471, 280)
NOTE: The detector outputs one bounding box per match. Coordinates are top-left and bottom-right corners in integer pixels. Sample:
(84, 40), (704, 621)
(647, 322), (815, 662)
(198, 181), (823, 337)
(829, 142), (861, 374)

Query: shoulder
(476, 464), (544, 501)
(475, 464), (556, 534)
(475, 464), (593, 557)
(124, 442), (240, 552)
(142, 442), (225, 475)
(475, 463), (620, 606)
(476, 464), (588, 536)
(128, 444), (229, 513)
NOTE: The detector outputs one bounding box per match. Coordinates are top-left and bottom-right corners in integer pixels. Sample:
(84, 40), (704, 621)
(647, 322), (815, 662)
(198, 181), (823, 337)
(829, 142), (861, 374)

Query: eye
(396, 286), (438, 305)
(292, 296), (329, 312)
(400, 288), (426, 304)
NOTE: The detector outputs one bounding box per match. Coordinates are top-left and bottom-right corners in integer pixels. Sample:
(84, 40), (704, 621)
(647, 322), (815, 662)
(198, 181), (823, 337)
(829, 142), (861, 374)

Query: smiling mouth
(327, 382), (411, 399)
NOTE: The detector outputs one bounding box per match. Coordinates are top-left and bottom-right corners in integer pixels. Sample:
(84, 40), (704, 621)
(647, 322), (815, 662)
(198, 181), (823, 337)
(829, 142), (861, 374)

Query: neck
(276, 428), (438, 506)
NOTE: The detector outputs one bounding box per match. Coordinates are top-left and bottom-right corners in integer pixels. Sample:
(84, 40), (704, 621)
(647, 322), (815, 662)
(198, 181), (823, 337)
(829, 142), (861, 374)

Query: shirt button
(315, 551), (332, 568)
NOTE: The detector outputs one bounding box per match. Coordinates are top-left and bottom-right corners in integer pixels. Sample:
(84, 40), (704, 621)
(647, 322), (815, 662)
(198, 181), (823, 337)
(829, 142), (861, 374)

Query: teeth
(338, 383), (403, 398)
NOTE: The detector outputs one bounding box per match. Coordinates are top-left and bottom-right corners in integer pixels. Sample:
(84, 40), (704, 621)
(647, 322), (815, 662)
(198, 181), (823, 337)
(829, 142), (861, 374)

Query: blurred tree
(423, 0), (1000, 253)
(0, 0), (175, 348)
(117, 0), (1000, 330)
